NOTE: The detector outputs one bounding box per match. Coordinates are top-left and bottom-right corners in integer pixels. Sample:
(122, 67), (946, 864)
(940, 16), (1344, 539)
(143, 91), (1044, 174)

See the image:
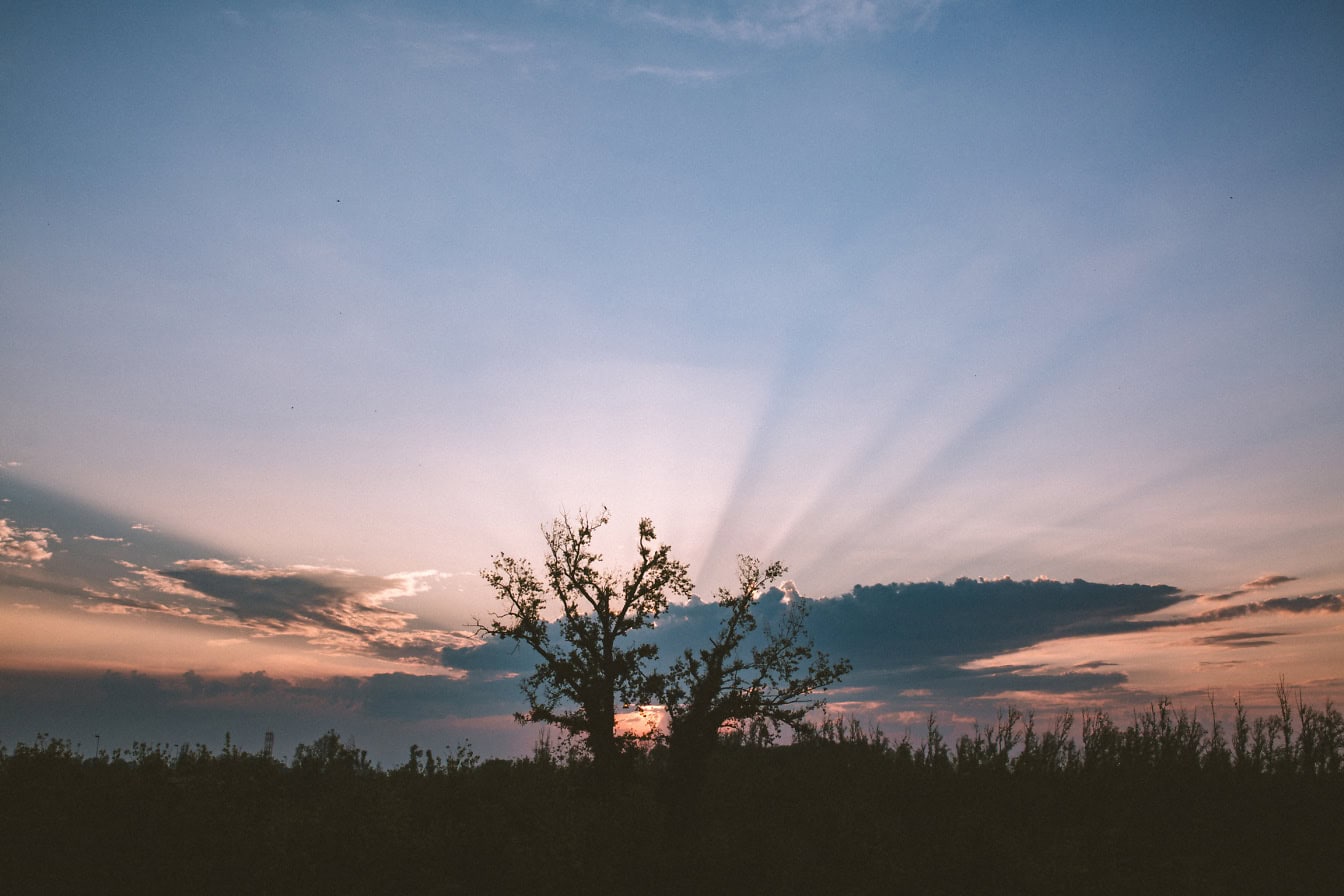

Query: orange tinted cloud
(82, 559), (480, 665)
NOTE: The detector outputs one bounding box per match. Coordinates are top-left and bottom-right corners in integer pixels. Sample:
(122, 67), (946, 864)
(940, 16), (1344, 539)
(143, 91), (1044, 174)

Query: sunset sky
(3, 0), (1342, 764)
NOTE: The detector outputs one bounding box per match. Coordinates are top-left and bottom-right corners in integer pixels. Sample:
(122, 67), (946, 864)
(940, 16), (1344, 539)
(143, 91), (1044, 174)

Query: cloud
(1207, 574), (1300, 601)
(836, 660), (1133, 718)
(81, 589), (203, 618)
(623, 0), (943, 46)
(351, 11), (535, 69)
(356, 671), (521, 720)
(2, 667), (512, 742)
(181, 669), (281, 699)
(627, 64), (726, 83)
(160, 561), (423, 633)
(1243, 574), (1298, 590)
(98, 669), (171, 710)
(958, 667), (1131, 703)
(399, 31), (535, 69)
(86, 559), (480, 665)
(631, 578), (1338, 710)
(802, 578), (1186, 668)
(0, 519), (58, 565)
(1188, 593), (1344, 623)
(1191, 631), (1287, 649)
(0, 568), (89, 599)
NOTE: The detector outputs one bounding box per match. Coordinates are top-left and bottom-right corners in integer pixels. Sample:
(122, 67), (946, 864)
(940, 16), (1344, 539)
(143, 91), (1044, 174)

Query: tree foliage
(479, 508), (692, 764)
(653, 555), (852, 764)
(481, 511), (852, 771)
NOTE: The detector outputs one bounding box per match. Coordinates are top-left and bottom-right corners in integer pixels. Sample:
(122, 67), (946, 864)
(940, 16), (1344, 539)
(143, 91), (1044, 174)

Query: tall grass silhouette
(3, 684), (1341, 894)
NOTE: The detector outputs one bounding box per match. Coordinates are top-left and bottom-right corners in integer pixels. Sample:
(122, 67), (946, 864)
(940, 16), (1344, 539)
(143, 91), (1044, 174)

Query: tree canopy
(481, 510), (850, 769)
(653, 555), (851, 765)
(479, 508), (692, 765)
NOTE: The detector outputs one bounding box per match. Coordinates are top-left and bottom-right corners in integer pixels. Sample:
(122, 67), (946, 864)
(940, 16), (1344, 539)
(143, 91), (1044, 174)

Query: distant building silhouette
(263, 731), (274, 758)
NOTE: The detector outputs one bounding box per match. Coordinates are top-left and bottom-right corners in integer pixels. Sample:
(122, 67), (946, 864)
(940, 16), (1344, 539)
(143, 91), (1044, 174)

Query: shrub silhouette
(3, 689), (1343, 894)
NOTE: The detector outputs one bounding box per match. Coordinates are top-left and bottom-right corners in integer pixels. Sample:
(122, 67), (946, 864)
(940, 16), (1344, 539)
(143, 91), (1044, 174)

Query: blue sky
(2, 1), (1342, 762)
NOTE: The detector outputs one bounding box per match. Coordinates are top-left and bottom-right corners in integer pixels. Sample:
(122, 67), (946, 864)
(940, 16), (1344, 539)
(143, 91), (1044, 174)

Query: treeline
(3, 692), (1342, 895)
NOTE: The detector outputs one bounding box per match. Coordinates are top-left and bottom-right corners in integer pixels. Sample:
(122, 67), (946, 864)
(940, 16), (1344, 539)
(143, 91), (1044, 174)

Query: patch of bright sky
(2, 1), (1342, 621)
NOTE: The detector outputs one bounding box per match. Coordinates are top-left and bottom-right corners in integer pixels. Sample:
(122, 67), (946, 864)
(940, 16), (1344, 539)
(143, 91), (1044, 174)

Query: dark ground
(3, 739), (1341, 895)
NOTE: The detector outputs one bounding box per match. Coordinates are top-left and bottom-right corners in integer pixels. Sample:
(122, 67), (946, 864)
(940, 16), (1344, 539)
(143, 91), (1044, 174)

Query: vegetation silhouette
(650, 555), (850, 819)
(3, 687), (1343, 893)
(479, 508), (694, 768)
(479, 509), (849, 785)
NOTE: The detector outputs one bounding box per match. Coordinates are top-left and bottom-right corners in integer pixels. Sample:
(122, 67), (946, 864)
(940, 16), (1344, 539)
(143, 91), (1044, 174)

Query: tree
(479, 508), (692, 766)
(652, 555), (851, 783)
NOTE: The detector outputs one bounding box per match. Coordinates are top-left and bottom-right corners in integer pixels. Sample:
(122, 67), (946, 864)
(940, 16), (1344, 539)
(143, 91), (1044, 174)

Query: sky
(2, 0), (1342, 764)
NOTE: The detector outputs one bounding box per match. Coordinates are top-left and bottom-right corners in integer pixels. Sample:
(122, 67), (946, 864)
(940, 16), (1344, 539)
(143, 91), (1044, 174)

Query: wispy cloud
(1206, 573), (1299, 601)
(0, 568), (90, 599)
(1243, 574), (1298, 590)
(400, 30), (536, 69)
(87, 560), (480, 665)
(1192, 631), (1286, 649)
(0, 519), (58, 566)
(622, 0), (944, 46)
(353, 11), (535, 70)
(627, 64), (727, 83)
(1189, 593), (1344, 622)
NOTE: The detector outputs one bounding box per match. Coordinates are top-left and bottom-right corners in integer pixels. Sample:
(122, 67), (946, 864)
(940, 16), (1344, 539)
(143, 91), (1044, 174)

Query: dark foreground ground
(2, 733), (1342, 895)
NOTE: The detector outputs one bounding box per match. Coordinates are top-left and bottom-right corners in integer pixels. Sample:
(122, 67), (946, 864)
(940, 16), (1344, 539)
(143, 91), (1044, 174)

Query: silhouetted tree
(480, 508), (692, 766)
(292, 729), (372, 776)
(652, 556), (850, 796)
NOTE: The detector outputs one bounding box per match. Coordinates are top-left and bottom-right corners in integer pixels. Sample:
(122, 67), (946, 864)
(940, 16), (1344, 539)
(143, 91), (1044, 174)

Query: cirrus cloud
(623, 0), (944, 46)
